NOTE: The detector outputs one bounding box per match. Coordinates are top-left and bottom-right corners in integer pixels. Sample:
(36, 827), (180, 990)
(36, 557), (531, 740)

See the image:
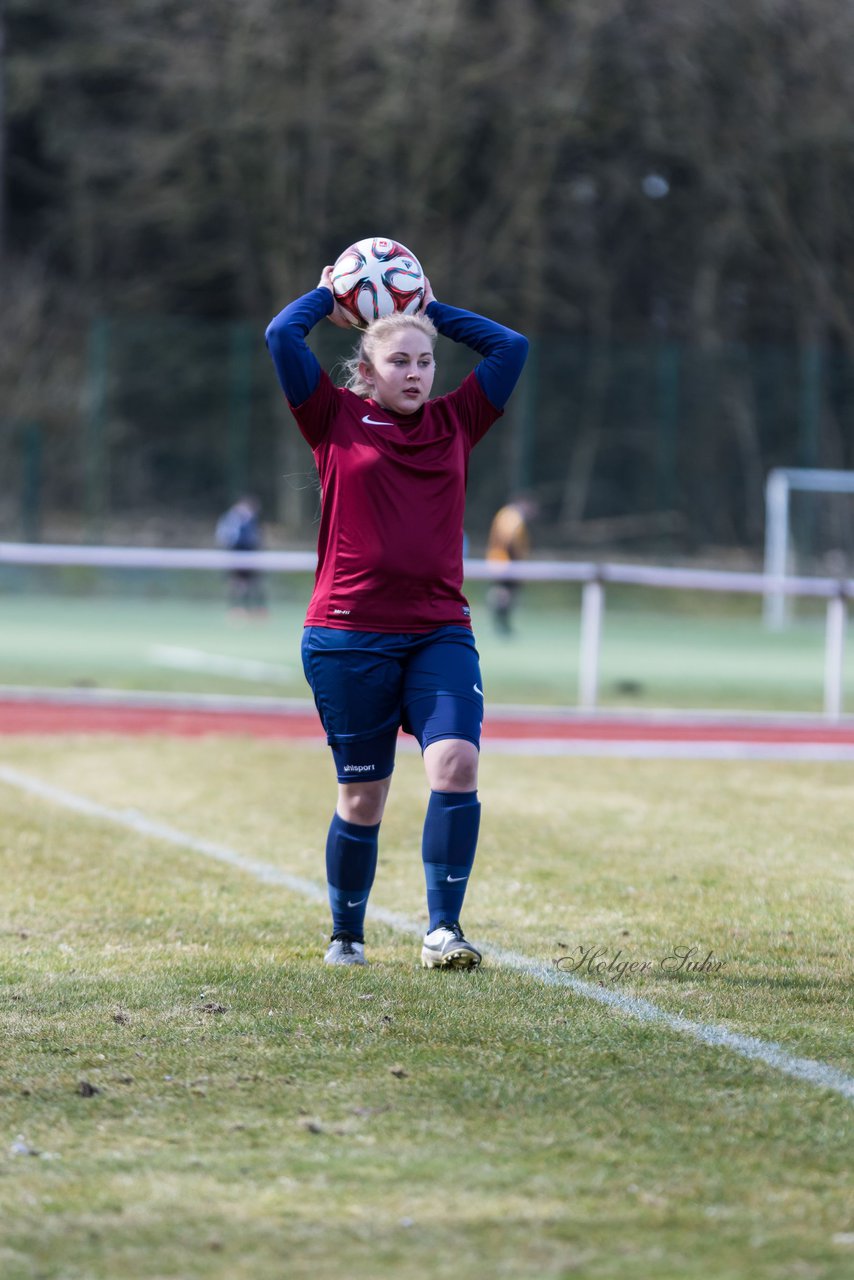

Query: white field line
(149, 645), (292, 683)
(482, 740), (854, 761)
(1, 763), (852, 1104)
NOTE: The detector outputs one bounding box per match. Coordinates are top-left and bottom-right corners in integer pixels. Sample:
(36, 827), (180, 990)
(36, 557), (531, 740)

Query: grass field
(1, 580), (852, 712)
(1, 738), (852, 1279)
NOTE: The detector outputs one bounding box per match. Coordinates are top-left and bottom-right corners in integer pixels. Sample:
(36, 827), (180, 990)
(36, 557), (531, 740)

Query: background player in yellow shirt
(485, 496), (539, 635)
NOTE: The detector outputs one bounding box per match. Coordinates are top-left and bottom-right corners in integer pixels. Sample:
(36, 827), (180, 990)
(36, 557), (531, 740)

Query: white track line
(148, 646), (292, 683)
(1, 763), (851, 1103)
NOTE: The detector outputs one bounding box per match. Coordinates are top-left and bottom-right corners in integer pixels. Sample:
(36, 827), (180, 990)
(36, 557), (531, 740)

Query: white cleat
(324, 934), (366, 966)
(421, 922), (482, 970)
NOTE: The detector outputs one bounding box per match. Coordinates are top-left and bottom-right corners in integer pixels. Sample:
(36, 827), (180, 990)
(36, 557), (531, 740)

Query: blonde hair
(341, 312), (438, 398)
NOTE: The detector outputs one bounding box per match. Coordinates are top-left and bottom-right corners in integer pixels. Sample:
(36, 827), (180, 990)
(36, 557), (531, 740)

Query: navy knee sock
(326, 813), (380, 941)
(421, 790), (481, 931)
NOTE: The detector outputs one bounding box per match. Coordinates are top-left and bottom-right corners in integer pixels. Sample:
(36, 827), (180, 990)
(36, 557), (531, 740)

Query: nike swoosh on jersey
(361, 415), (393, 427)
(347, 897), (367, 907)
(473, 683), (484, 696)
(446, 875), (468, 883)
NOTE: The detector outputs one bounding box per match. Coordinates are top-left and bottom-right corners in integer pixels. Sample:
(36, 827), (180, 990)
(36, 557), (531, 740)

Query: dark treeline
(3, 0), (854, 548)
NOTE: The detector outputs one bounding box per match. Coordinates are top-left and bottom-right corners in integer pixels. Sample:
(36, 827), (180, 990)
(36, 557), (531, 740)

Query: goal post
(764, 467), (854, 629)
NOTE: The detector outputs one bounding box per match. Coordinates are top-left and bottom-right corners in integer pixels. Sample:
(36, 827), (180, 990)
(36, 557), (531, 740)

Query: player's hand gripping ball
(330, 237), (425, 328)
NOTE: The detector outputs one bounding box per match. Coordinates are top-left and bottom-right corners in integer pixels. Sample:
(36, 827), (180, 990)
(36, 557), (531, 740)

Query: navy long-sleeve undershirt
(265, 289), (528, 411)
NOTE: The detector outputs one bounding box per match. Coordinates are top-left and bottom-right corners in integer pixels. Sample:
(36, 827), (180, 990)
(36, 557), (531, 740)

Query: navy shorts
(301, 625), (484, 783)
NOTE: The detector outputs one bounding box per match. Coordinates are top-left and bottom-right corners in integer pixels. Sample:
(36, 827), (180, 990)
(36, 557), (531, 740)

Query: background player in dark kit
(266, 265), (527, 967)
(215, 495), (267, 616)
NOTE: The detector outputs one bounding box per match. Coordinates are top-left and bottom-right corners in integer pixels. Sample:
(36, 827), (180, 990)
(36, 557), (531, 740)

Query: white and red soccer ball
(331, 237), (425, 328)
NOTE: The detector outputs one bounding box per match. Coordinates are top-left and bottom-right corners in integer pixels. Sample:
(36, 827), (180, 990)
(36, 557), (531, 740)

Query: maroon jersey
(292, 369), (501, 632)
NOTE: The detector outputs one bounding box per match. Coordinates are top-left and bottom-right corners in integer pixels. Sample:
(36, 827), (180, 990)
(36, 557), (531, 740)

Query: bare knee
(336, 777), (392, 825)
(423, 739), (479, 792)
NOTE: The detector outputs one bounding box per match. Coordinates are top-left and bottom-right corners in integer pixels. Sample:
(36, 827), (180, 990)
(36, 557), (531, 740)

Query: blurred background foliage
(2, 0), (854, 557)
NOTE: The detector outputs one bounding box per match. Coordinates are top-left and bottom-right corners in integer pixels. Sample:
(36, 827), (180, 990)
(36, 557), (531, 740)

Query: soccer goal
(764, 467), (854, 628)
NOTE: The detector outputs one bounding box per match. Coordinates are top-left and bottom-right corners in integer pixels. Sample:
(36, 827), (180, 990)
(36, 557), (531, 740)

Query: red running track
(2, 695), (854, 748)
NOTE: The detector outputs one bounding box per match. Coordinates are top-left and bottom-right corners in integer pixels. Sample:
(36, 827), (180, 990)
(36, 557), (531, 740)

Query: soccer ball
(330, 237), (425, 328)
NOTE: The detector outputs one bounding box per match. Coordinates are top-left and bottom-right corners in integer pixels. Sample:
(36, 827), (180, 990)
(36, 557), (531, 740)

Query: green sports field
(1, 739), (852, 1280)
(1, 578), (851, 713)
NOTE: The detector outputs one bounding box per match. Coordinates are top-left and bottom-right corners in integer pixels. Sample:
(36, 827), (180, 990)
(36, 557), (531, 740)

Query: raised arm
(265, 288), (334, 407)
(265, 268), (352, 407)
(425, 300), (529, 409)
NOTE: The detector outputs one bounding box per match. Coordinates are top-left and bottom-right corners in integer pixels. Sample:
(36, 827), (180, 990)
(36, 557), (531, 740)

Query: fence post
(578, 577), (604, 710)
(823, 592), (847, 721)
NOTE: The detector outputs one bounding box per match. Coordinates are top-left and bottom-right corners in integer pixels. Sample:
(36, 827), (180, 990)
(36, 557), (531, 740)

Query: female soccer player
(265, 265), (528, 967)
